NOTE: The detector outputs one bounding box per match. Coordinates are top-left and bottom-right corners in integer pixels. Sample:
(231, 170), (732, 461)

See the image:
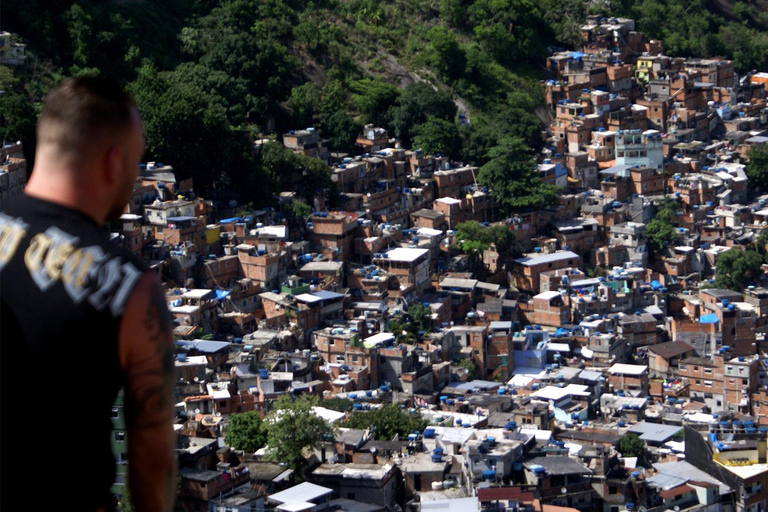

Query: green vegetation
(454, 220), (515, 258)
(288, 200), (313, 225)
(747, 144), (768, 192)
(321, 397), (355, 412)
(618, 433), (648, 465)
(456, 358), (477, 378)
(407, 302), (433, 335)
(611, 0), (768, 73)
(260, 141), (335, 204)
(266, 395), (334, 478)
(646, 198), (679, 256)
(385, 318), (417, 344)
(6, 0), (768, 209)
(477, 137), (561, 213)
(714, 250), (765, 291)
(345, 403), (428, 440)
(1, 0), (560, 208)
(225, 411), (267, 453)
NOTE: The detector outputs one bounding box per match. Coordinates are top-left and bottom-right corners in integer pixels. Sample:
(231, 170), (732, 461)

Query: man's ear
(104, 145), (122, 185)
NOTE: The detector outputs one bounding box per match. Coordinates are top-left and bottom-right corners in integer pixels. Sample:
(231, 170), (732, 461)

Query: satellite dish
(674, 507), (680, 511)
(561, 487), (568, 494)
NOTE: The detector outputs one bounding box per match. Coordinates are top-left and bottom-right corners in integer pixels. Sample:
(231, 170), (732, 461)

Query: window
(705, 368), (712, 374)
(115, 432), (126, 442)
(111, 407), (120, 419)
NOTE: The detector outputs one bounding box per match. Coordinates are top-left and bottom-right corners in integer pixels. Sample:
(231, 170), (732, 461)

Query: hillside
(3, 0), (768, 209)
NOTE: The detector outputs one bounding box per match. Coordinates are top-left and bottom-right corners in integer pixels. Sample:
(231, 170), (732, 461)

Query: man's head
(35, 77), (145, 220)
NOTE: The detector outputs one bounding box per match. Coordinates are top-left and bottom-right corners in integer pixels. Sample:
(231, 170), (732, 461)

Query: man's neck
(25, 163), (106, 224)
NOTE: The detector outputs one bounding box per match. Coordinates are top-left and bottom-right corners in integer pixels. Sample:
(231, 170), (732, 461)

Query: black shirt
(0, 195), (147, 511)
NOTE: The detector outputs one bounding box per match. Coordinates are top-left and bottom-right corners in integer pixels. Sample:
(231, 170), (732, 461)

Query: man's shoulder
(1, 194), (150, 317)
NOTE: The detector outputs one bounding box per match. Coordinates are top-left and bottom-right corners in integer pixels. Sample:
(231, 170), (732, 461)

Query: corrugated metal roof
(440, 277), (478, 289)
(312, 290), (345, 300)
(514, 251), (579, 266)
(627, 421), (682, 443)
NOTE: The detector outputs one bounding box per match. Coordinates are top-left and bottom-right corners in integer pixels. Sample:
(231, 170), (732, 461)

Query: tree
(386, 318), (418, 345)
(388, 82), (456, 148)
(226, 411), (268, 453)
(412, 117), (461, 158)
(178, 0), (298, 124)
(288, 200), (312, 224)
(459, 122), (498, 166)
(646, 197), (679, 256)
(0, 90), (36, 151)
(288, 82), (323, 129)
(751, 232), (768, 255)
(345, 404), (428, 440)
(350, 78), (400, 127)
(646, 218), (676, 254)
(425, 26), (465, 82)
(128, 62), (274, 199)
(260, 140), (335, 203)
(321, 397), (354, 412)
(714, 249), (764, 291)
(439, 0), (468, 28)
(541, 0), (586, 47)
(407, 302), (433, 335)
(322, 110), (360, 153)
(618, 433), (646, 459)
(454, 221), (515, 259)
(265, 395), (334, 477)
(747, 143), (768, 192)
(477, 136), (561, 214)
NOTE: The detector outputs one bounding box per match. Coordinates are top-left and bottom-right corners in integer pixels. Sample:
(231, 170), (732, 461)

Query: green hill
(3, 0), (768, 208)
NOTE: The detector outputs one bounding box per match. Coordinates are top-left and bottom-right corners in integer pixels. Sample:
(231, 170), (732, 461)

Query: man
(0, 77), (176, 510)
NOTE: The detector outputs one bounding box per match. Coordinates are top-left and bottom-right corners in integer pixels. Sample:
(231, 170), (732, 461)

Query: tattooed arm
(118, 271), (176, 511)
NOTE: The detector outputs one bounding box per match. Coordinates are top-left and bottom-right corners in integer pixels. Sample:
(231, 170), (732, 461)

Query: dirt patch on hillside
(359, 48), (426, 87)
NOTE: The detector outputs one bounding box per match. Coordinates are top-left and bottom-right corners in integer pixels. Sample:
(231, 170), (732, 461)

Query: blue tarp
(215, 290), (230, 301)
(700, 313), (719, 324)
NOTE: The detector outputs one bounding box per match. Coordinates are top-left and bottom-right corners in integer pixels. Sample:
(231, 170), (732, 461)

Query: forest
(3, 0), (768, 213)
